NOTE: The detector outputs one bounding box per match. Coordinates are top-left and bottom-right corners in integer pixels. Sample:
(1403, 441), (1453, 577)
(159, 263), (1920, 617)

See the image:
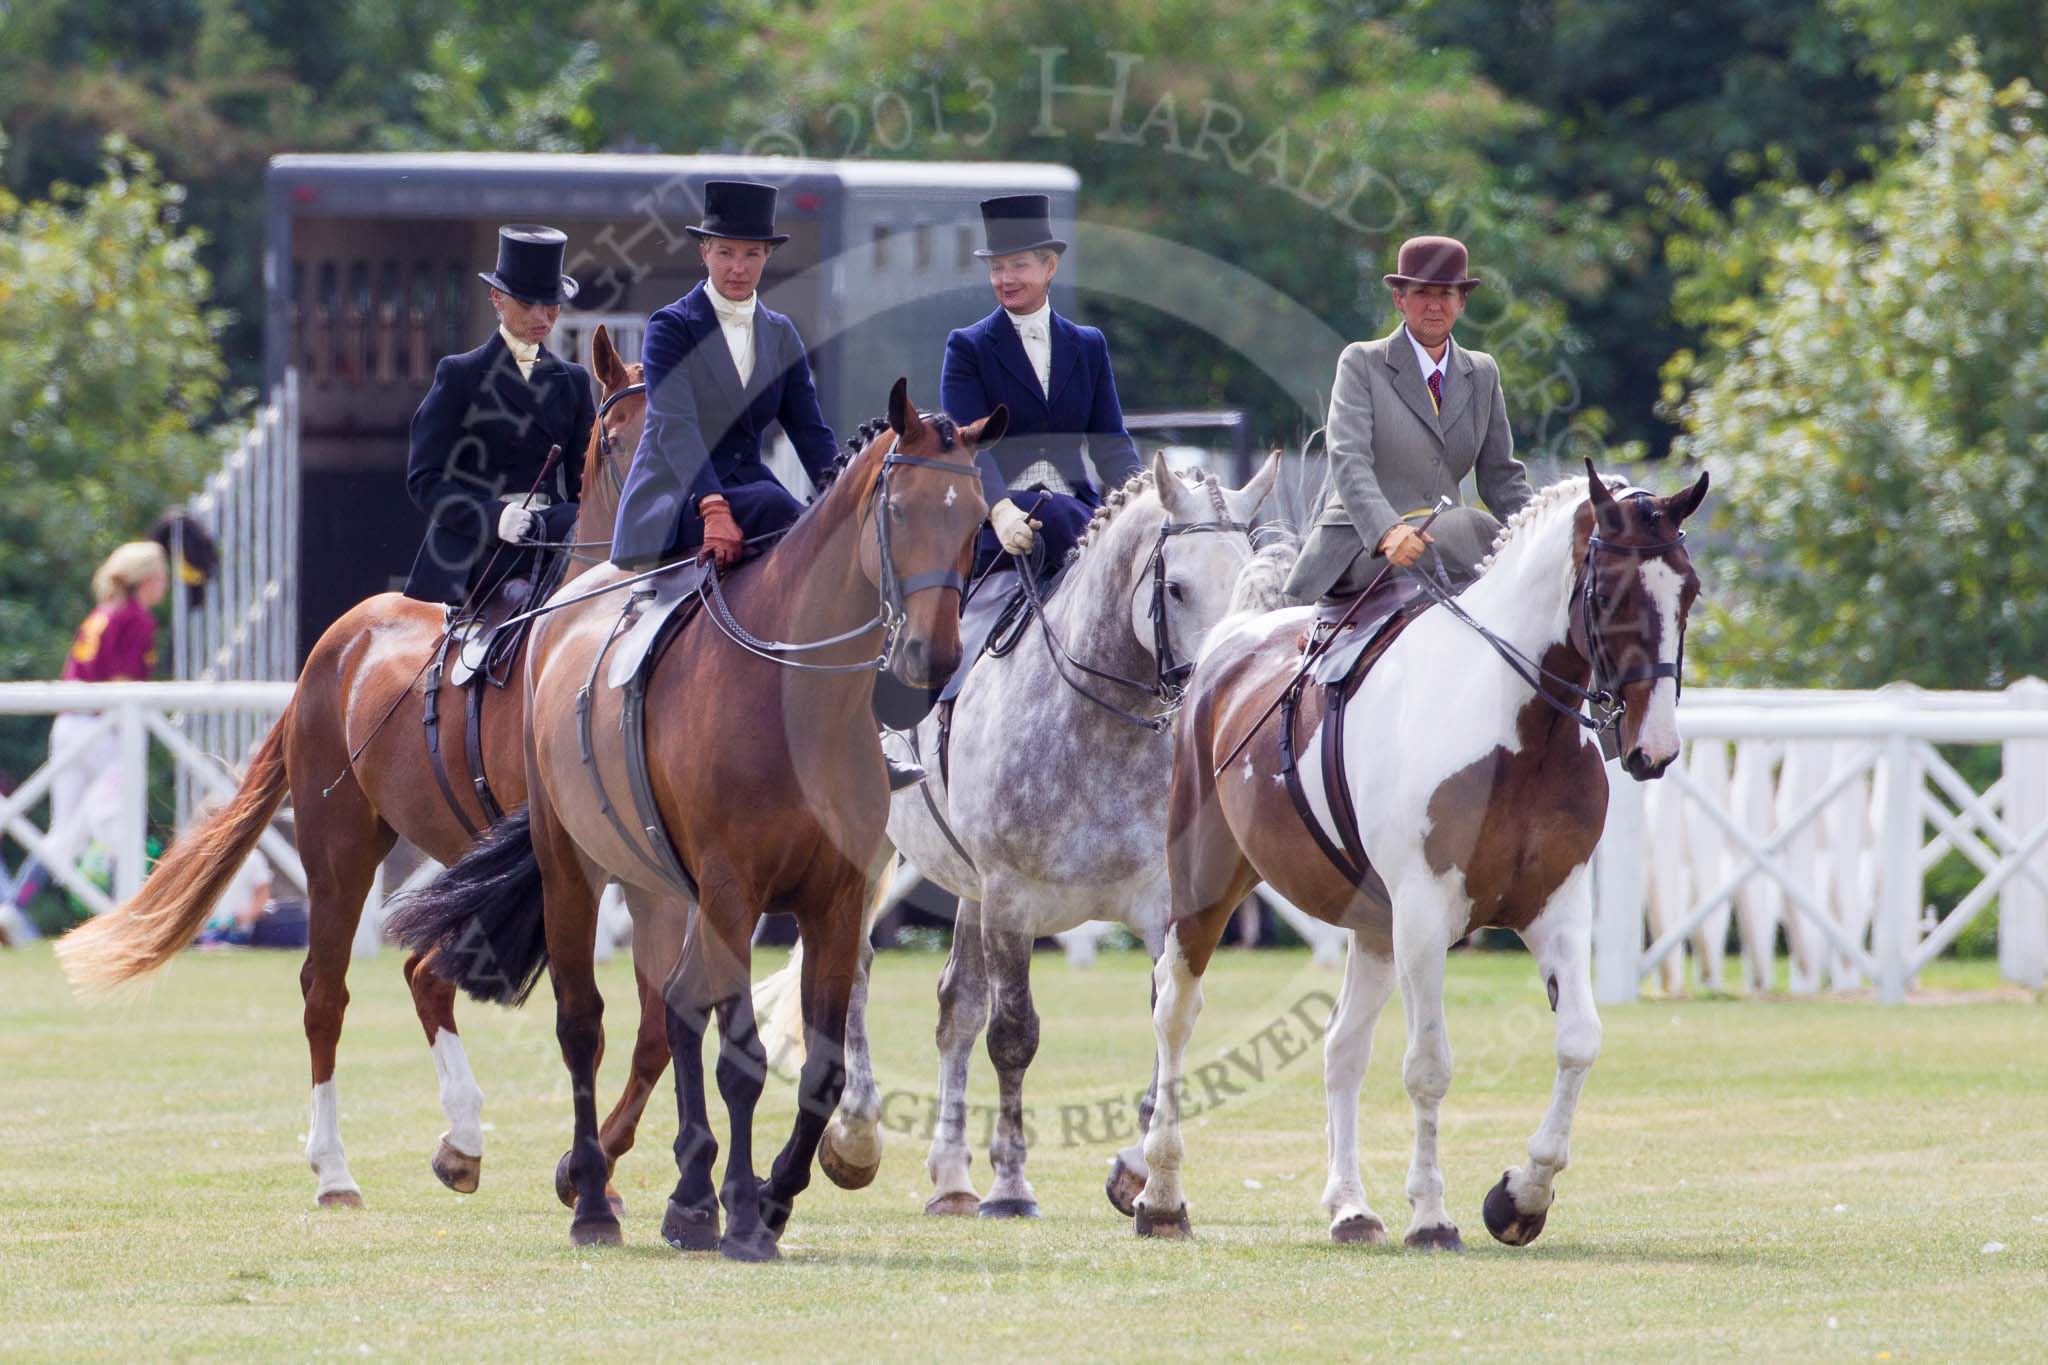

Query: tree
(728, 0), (1620, 458)
(0, 137), (230, 700)
(1668, 53), (2048, 688)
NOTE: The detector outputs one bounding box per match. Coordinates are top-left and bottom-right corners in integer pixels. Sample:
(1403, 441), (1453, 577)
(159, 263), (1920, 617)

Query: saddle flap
(1308, 576), (1426, 689)
(606, 559), (709, 691)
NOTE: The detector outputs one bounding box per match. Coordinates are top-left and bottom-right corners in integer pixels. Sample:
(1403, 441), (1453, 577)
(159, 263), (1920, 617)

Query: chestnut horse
(1128, 465), (1707, 1247)
(57, 327), (675, 1209)
(391, 381), (999, 1260)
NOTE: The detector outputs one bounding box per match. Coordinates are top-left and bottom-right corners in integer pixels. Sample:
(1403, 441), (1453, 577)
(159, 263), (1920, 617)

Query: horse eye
(1595, 592), (1613, 611)
(1166, 580), (1185, 602)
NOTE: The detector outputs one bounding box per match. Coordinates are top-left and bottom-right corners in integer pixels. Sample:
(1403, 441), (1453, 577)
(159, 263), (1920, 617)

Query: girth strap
(423, 630), (483, 840)
(577, 592), (701, 901)
(1277, 679), (1370, 890)
(908, 716), (976, 874)
(463, 672), (506, 826)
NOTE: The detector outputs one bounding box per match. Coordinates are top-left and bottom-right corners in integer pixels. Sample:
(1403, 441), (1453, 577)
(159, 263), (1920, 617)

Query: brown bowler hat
(1382, 235), (1481, 290)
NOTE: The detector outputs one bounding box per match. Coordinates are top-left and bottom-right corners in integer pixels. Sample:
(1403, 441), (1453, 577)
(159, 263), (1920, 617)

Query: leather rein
(1011, 479), (1253, 734)
(694, 431), (983, 675)
(1408, 491), (1687, 737)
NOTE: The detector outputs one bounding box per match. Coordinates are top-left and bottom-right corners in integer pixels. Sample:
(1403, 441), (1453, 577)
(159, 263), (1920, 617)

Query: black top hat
(973, 194), (1068, 258)
(685, 181), (791, 246)
(478, 225), (580, 305)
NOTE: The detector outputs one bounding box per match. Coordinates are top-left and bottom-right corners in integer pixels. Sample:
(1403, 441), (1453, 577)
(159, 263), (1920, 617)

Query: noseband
(1579, 497), (1687, 707)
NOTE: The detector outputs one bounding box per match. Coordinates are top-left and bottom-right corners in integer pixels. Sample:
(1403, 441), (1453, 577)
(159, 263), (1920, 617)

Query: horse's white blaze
(1634, 558), (1685, 765)
(430, 1029), (485, 1159)
(306, 1080), (360, 1200)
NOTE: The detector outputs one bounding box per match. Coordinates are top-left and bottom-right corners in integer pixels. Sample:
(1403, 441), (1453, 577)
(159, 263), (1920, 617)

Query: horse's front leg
(1486, 868), (1601, 1247)
(925, 897), (989, 1215)
(819, 857), (896, 1191)
(759, 879), (862, 1249)
(532, 803), (616, 1247)
(1394, 877), (1462, 1251)
(1106, 900), (1168, 1219)
(1322, 932), (1396, 1244)
(979, 906), (1041, 1219)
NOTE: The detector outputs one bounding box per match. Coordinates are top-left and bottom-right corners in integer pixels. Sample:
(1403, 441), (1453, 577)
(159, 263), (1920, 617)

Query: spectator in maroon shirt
(46, 542), (169, 889)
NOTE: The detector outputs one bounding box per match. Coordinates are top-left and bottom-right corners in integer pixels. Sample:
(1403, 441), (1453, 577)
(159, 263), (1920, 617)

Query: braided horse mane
(1068, 464), (1239, 565)
(1473, 471), (1630, 578)
(816, 413), (960, 496)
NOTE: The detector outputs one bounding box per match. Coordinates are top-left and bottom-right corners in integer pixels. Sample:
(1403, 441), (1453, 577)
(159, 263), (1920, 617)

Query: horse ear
(961, 403), (1008, 449)
(1232, 449), (1282, 520)
(1585, 456), (1622, 532)
(591, 324), (627, 393)
(888, 378), (924, 444)
(1149, 449), (1192, 517)
(1666, 468), (1710, 524)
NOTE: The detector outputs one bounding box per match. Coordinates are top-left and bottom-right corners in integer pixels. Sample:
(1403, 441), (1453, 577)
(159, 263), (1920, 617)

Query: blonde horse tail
(56, 702), (294, 997)
(754, 845), (902, 1071)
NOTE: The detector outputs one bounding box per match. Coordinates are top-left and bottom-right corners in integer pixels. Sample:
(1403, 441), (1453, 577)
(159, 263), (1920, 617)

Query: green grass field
(3, 941), (2044, 1360)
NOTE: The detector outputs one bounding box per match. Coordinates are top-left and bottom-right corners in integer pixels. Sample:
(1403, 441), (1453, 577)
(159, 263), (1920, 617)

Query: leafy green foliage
(0, 138), (231, 787)
(1669, 54), (2048, 688)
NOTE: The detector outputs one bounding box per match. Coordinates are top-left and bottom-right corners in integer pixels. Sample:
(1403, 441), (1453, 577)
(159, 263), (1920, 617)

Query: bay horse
(57, 327), (676, 1209)
(754, 452), (1291, 1218)
(1129, 464), (1707, 1246)
(390, 381), (999, 1260)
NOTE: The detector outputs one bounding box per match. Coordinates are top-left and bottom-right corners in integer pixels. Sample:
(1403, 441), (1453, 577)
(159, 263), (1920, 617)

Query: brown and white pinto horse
(57, 327), (675, 1209)
(1127, 465), (1707, 1247)
(391, 381), (998, 1260)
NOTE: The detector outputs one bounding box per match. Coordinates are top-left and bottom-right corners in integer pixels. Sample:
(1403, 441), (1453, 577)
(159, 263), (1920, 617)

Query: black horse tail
(386, 807), (549, 1006)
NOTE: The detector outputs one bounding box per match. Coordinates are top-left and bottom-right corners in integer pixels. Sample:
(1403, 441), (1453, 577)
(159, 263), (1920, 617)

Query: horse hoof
(977, 1197), (1040, 1220)
(718, 1230), (781, 1263)
(1483, 1171), (1548, 1246)
(1332, 1214), (1389, 1245)
(554, 1151), (577, 1210)
(1133, 1205), (1193, 1240)
(570, 1215), (623, 1248)
(316, 1189), (364, 1210)
(661, 1199), (720, 1252)
(1104, 1157), (1145, 1218)
(924, 1191), (981, 1217)
(1404, 1223), (1464, 1252)
(818, 1133), (880, 1191)
(430, 1139), (481, 1195)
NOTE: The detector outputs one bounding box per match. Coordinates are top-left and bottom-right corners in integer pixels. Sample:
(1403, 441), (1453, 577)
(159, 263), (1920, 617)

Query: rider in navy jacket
(940, 195), (1140, 579)
(610, 183), (838, 570)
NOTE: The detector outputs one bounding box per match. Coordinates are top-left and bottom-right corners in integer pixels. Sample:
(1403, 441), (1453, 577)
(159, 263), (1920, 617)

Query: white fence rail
(0, 682), (302, 922)
(1594, 680), (2048, 1003)
(169, 371), (301, 823)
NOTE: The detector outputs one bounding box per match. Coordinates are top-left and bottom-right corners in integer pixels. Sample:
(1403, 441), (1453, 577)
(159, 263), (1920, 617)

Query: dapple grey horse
(758, 448), (1294, 1215)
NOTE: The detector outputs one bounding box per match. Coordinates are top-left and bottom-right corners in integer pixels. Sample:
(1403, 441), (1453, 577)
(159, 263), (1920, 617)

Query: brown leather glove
(1376, 522), (1434, 569)
(698, 495), (744, 569)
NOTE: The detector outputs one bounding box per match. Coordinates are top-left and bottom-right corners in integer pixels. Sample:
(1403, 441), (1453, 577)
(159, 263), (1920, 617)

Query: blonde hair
(92, 541), (168, 605)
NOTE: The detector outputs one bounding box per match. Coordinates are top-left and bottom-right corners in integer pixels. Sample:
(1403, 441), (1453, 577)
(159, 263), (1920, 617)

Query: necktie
(1427, 369), (1443, 414)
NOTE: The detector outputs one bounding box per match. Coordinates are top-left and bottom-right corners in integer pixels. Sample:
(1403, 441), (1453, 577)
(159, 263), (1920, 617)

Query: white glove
(989, 498), (1040, 556)
(496, 502), (538, 545)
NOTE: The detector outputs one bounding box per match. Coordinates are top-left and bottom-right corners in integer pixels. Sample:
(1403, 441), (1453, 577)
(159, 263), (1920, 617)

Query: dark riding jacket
(403, 332), (593, 605)
(610, 283), (839, 568)
(940, 306), (1141, 508)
